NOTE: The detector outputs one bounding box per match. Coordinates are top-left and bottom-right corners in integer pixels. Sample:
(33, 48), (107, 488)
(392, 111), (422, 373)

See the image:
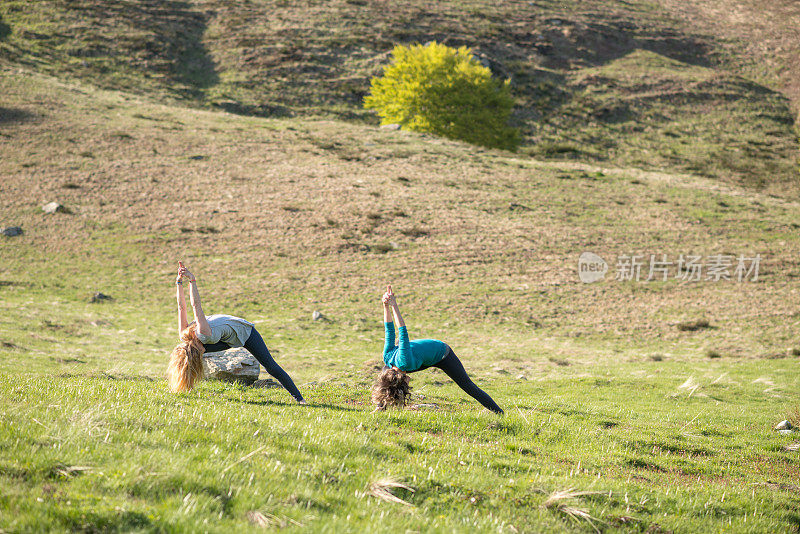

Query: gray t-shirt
(196, 314), (254, 347)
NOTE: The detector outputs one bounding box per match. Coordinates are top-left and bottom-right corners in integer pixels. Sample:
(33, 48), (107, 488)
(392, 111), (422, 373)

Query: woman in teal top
(372, 285), (503, 414)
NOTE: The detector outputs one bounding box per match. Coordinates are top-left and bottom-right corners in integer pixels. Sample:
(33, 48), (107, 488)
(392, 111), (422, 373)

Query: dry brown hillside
(0, 0), (797, 191)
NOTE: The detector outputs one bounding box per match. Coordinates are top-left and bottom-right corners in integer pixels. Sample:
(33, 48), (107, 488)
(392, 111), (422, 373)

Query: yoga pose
(372, 285), (503, 414)
(166, 262), (305, 403)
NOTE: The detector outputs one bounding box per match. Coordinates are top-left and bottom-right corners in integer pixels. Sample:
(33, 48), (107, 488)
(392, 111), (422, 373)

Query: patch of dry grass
(367, 478), (416, 506)
(542, 488), (604, 532)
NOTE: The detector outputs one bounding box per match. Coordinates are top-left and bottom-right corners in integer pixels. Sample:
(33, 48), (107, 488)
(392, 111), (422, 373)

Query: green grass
(2, 0), (800, 520)
(1, 67), (799, 531)
(2, 361), (799, 532)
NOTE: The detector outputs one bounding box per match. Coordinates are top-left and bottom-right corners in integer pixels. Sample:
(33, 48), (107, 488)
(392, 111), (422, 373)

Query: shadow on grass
(787, 513), (800, 531)
(55, 372), (156, 382)
(0, 16), (10, 41)
(224, 395), (359, 412)
(52, 509), (152, 532)
(0, 107), (36, 124)
(4, 1), (219, 98)
(306, 402), (360, 412)
(86, 0), (219, 95)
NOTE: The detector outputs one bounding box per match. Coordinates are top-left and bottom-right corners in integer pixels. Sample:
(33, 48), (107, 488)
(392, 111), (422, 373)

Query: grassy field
(1, 66), (799, 532)
(1, 0), (800, 531)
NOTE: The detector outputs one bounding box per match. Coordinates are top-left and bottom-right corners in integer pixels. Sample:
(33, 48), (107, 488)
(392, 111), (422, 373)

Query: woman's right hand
(177, 261), (195, 282)
(383, 284), (396, 306)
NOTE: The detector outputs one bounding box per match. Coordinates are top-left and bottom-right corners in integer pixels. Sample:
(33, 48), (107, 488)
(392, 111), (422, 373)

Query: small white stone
(42, 202), (65, 214)
(775, 420), (793, 431)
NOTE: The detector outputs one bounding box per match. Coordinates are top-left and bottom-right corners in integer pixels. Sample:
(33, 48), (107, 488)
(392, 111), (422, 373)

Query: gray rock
(775, 420), (793, 431)
(203, 347), (260, 385)
(1, 226), (23, 237)
(380, 123), (401, 130)
(312, 310), (323, 321)
(516, 374), (527, 380)
(90, 292), (112, 303)
(42, 202), (66, 214)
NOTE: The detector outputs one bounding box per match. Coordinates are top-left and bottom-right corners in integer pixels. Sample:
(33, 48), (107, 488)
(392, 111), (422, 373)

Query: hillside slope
(2, 2), (800, 531)
(1, 68), (800, 533)
(0, 0), (797, 192)
(2, 68), (799, 372)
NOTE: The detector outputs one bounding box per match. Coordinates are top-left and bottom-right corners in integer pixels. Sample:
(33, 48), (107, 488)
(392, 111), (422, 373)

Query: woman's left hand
(385, 284), (396, 305)
(178, 261), (195, 282)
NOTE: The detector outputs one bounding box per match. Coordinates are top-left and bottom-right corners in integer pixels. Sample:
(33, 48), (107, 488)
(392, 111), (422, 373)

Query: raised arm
(180, 263), (211, 337)
(387, 285), (405, 328)
(176, 263), (189, 336)
(382, 286), (395, 356)
(383, 285), (393, 324)
(386, 286), (412, 365)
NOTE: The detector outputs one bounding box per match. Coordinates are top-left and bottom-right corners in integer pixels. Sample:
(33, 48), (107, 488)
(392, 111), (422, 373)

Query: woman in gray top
(166, 262), (305, 403)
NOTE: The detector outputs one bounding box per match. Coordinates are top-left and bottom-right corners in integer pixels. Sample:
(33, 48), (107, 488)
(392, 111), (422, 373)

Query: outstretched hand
(382, 284), (396, 306)
(177, 261), (195, 283)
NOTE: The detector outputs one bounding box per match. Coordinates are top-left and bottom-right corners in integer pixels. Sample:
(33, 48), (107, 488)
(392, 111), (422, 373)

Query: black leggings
(203, 328), (304, 402)
(404, 347), (504, 414)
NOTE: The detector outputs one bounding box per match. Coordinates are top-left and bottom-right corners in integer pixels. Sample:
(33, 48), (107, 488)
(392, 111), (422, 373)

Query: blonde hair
(371, 367), (411, 409)
(166, 323), (205, 393)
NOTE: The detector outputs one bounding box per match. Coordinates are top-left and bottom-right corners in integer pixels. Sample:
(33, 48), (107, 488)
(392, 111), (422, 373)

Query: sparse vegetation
(399, 227), (429, 238)
(371, 243), (394, 254)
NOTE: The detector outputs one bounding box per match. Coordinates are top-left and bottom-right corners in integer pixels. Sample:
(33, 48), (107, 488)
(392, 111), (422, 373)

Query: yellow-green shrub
(364, 42), (519, 151)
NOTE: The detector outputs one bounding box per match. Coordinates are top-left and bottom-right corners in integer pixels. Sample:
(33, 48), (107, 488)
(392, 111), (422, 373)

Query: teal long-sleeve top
(383, 322), (448, 372)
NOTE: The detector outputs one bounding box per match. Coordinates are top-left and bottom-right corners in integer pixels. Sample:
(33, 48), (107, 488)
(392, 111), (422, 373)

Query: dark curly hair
(371, 366), (411, 409)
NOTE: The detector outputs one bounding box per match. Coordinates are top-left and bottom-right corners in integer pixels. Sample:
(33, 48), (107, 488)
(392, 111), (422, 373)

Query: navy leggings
(203, 328), (304, 402)
(398, 347), (504, 414)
